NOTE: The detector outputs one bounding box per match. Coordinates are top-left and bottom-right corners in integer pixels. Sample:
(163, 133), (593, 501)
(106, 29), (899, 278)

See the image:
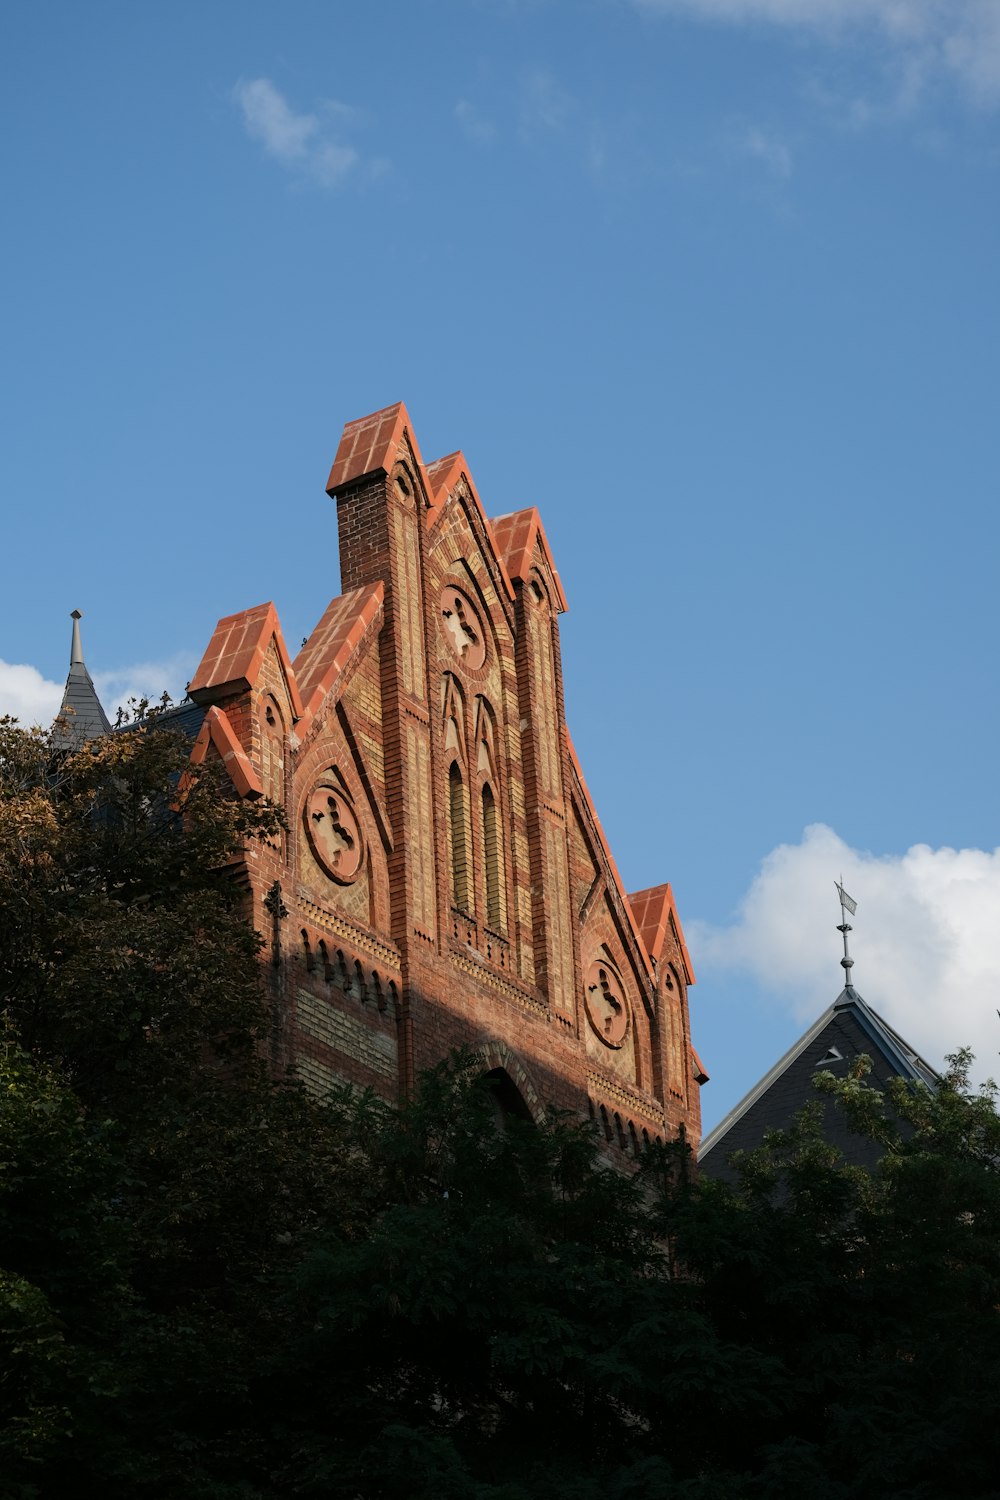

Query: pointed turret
(52, 610), (112, 748)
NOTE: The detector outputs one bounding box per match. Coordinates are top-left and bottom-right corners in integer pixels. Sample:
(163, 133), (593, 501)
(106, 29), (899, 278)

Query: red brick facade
(189, 403), (706, 1153)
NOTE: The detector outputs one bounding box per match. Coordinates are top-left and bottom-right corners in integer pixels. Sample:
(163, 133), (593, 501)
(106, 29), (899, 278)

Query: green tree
(0, 714), (362, 1497)
(3, 714), (999, 1498)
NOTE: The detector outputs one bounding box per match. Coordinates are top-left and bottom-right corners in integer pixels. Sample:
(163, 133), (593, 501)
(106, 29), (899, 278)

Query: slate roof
(698, 985), (938, 1182)
(51, 612), (112, 749)
(142, 699), (207, 740)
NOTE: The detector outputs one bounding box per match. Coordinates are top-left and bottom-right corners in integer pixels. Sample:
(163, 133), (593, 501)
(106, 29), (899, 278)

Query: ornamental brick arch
(294, 722), (390, 934)
(476, 1041), (544, 1125)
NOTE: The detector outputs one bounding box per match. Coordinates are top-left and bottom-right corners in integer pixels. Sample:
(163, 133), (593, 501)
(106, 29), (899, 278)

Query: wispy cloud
(455, 99), (498, 143)
(690, 823), (1000, 1087)
(233, 77), (359, 187)
(518, 67), (575, 138)
(738, 123), (794, 176)
(632, 0), (1000, 108)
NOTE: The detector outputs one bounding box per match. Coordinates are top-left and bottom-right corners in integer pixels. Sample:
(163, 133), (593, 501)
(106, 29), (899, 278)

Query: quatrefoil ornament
(304, 782), (364, 884)
(439, 586), (487, 672)
(584, 959), (630, 1049)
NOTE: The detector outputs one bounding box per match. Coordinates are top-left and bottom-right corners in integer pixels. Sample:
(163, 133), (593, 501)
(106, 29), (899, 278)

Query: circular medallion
(304, 782), (363, 883)
(439, 585), (487, 671)
(584, 960), (629, 1048)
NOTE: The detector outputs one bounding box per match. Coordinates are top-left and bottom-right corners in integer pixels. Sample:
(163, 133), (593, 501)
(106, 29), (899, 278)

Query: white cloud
(632, 0), (1000, 106)
(739, 124), (793, 176)
(95, 654), (198, 721)
(456, 99), (498, 143)
(691, 823), (1000, 1084)
(0, 660), (64, 726)
(0, 654), (197, 729)
(233, 77), (359, 187)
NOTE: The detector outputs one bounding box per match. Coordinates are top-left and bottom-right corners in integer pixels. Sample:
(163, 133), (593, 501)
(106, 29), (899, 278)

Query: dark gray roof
(699, 985), (939, 1181)
(108, 698), (207, 740)
(51, 612), (112, 749)
(140, 700), (206, 740)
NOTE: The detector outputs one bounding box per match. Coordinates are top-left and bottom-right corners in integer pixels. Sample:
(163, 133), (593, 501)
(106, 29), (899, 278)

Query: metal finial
(835, 877), (858, 989)
(70, 610), (84, 665)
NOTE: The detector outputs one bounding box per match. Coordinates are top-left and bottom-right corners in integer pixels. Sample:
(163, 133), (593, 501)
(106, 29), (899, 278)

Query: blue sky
(3, 0), (998, 1129)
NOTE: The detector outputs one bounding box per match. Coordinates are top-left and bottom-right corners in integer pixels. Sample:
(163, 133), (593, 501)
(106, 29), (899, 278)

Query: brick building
(174, 402), (706, 1151)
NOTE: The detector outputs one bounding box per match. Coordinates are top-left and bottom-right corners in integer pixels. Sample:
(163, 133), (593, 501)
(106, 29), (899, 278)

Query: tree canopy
(2, 715), (999, 1499)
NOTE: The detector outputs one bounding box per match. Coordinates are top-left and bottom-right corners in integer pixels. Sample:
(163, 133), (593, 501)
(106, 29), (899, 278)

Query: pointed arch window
(481, 782), (505, 932)
(448, 761), (473, 913)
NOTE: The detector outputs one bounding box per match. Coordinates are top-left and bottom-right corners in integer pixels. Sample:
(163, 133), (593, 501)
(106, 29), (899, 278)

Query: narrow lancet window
(448, 761), (472, 912)
(481, 783), (504, 932)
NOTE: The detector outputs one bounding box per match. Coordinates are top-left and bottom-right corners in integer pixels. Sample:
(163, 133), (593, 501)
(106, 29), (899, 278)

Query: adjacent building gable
(698, 984), (937, 1181)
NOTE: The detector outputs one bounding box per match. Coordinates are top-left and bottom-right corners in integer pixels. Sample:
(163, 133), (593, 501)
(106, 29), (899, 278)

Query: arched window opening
(481, 783), (504, 931)
(448, 761), (472, 913)
(301, 930), (314, 972)
(483, 1067), (534, 1131)
(600, 1105), (612, 1142)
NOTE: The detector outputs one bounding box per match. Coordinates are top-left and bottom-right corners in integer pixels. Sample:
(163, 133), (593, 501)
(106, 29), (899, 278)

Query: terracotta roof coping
(326, 401), (429, 496)
(627, 882), (696, 988)
(189, 601), (303, 717)
(564, 728), (653, 980)
(189, 705), (263, 800)
(293, 581), (385, 742)
(423, 450), (515, 602)
(491, 507), (568, 613)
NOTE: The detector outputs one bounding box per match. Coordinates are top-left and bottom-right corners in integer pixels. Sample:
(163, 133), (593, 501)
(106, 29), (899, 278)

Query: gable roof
(698, 985), (939, 1165)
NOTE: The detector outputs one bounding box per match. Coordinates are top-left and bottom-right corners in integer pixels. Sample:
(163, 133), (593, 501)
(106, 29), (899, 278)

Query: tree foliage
(2, 716), (999, 1498)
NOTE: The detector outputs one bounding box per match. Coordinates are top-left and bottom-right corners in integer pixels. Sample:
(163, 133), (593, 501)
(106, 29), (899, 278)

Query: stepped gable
(181, 398), (705, 1156)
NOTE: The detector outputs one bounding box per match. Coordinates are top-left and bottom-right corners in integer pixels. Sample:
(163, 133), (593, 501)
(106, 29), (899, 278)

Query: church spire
(52, 610), (112, 748)
(70, 608), (85, 665)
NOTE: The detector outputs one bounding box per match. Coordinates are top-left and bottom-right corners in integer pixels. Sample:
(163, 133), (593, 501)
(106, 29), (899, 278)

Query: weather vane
(835, 878), (858, 990)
